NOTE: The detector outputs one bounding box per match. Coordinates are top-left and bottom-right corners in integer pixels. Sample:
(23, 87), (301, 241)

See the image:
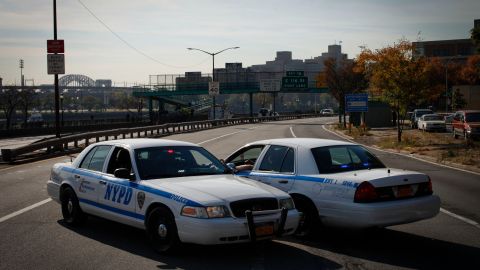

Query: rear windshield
(466, 113), (480, 122)
(311, 145), (385, 174)
(424, 115), (443, 121)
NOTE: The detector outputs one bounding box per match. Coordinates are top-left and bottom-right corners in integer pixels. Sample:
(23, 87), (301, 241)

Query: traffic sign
(286, 71), (304, 77)
(282, 76), (308, 88)
(47, 54), (65, 74)
(209, 81), (219, 96)
(345, 93), (368, 112)
(260, 79), (281, 92)
(47, 40), (64, 53)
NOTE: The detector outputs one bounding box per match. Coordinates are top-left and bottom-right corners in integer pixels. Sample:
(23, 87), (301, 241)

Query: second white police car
(47, 139), (300, 253)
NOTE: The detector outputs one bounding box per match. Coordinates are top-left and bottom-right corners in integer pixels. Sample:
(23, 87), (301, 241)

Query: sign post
(345, 93), (369, 130)
(208, 81), (219, 96)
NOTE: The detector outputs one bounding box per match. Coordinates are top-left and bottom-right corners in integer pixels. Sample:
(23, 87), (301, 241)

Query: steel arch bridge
(59, 74), (95, 87)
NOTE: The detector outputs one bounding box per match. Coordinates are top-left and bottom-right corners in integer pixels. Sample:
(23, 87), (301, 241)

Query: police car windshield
(134, 146), (228, 179)
(311, 145), (385, 174)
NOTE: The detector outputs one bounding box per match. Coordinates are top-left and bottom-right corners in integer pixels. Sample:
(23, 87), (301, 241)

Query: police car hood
(142, 174), (287, 205)
(316, 168), (429, 188)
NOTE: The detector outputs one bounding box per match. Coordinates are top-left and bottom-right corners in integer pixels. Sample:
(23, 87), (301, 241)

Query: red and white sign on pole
(47, 40), (64, 53)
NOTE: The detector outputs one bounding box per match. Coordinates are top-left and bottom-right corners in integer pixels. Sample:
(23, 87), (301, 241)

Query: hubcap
(67, 200), (73, 214)
(158, 224), (168, 238)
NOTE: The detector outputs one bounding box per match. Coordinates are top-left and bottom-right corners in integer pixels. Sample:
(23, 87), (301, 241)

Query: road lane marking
(197, 127), (259, 145)
(0, 198), (52, 224)
(440, 208), (480, 229)
(322, 124), (480, 230)
(290, 126), (297, 138)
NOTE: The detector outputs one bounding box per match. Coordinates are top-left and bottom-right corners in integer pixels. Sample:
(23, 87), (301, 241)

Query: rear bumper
(176, 209), (300, 245)
(318, 195), (441, 228)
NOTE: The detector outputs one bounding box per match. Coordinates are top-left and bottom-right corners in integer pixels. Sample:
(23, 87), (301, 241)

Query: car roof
(90, 138), (198, 150)
(247, 138), (356, 148)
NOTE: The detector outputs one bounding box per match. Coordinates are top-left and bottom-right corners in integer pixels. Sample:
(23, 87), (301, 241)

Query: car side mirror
(114, 168), (134, 181)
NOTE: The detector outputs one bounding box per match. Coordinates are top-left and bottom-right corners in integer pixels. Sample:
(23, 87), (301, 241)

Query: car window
(228, 145), (265, 166)
(79, 145), (112, 172)
(311, 145), (385, 174)
(279, 148), (295, 173)
(134, 146), (227, 179)
(259, 145), (290, 172)
(106, 147), (133, 174)
(466, 113), (480, 122)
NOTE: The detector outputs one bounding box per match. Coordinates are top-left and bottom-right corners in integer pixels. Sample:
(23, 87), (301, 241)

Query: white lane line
(197, 127), (258, 145)
(0, 198), (52, 224)
(440, 208), (480, 229)
(289, 126), (297, 138)
(322, 124), (480, 229)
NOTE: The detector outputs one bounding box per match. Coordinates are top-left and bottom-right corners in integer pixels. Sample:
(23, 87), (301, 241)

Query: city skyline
(0, 0), (479, 85)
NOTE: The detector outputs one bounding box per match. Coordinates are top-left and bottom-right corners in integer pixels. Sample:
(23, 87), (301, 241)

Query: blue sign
(345, 93), (368, 112)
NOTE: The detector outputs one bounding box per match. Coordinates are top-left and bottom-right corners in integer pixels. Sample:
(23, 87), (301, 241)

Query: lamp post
(60, 94), (64, 127)
(187, 46), (239, 119)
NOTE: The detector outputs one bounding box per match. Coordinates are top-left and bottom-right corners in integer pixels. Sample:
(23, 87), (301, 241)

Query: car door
(74, 145), (113, 213)
(97, 147), (137, 221)
(249, 145), (296, 192)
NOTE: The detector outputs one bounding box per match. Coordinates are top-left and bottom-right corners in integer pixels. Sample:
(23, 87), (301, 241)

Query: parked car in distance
(225, 138), (440, 231)
(258, 108), (270, 117)
(47, 139), (300, 253)
(320, 109), (334, 116)
(452, 110), (480, 139)
(411, 109), (433, 128)
(417, 114), (446, 132)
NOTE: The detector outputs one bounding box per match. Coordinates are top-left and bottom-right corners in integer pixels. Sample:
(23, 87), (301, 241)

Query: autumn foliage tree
(356, 40), (443, 142)
(324, 58), (367, 126)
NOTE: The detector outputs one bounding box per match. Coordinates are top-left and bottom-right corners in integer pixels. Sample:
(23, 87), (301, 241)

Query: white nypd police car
(47, 139), (300, 252)
(225, 138), (441, 231)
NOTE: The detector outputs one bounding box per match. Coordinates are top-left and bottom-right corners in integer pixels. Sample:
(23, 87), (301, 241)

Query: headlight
(279, 198), (295, 210)
(181, 205), (230, 218)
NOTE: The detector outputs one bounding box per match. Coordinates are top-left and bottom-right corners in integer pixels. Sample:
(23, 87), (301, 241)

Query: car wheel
(146, 206), (180, 253)
(61, 186), (87, 226)
(293, 196), (320, 236)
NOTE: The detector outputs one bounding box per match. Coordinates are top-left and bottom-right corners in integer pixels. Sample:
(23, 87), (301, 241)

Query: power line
(76, 0), (210, 69)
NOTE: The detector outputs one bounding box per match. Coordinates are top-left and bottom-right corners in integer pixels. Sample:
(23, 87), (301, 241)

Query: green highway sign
(286, 71), (304, 77)
(282, 76), (308, 88)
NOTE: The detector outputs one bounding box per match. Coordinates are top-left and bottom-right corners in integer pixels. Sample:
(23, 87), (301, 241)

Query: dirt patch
(334, 124), (480, 171)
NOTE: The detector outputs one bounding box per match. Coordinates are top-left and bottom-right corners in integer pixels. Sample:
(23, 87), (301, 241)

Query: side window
(259, 145), (289, 172)
(228, 145), (264, 166)
(80, 145), (112, 172)
(106, 147), (132, 174)
(279, 148), (295, 173)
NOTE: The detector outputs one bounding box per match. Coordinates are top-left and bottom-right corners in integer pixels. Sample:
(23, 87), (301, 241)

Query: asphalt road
(0, 117), (479, 270)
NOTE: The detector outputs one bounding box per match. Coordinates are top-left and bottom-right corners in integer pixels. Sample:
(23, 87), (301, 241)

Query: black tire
(146, 206), (180, 253)
(293, 196), (320, 236)
(61, 186), (86, 226)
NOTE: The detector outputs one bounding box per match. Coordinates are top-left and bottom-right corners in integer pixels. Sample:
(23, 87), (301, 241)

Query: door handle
(99, 180), (107, 185)
(74, 175), (81, 179)
(278, 180), (289, 184)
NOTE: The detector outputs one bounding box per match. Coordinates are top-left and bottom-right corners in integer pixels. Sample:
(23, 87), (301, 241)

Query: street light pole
(53, 0), (60, 138)
(187, 47), (239, 120)
(60, 94), (64, 127)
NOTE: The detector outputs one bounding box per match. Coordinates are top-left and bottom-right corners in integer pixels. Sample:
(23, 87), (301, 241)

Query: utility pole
(19, 59), (24, 88)
(53, 0), (60, 138)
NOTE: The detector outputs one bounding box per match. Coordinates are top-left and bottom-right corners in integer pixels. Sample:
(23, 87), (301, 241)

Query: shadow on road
(58, 216), (341, 270)
(292, 227), (480, 269)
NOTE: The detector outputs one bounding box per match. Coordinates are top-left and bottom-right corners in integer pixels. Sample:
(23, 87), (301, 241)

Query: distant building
(413, 19), (479, 59)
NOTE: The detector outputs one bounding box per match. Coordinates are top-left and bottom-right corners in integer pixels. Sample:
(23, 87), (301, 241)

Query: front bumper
(176, 209), (300, 245)
(318, 195), (441, 228)
(47, 180), (61, 203)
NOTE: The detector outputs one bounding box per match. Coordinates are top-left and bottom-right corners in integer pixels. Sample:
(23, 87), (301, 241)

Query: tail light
(354, 181), (378, 203)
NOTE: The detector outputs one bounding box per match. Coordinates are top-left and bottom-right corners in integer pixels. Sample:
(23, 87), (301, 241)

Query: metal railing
(1, 114), (318, 163)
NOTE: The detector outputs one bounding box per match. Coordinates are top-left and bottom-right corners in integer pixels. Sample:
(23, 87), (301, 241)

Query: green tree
(0, 88), (21, 129)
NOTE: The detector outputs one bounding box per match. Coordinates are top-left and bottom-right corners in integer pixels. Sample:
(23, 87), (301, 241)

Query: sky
(0, 0), (479, 86)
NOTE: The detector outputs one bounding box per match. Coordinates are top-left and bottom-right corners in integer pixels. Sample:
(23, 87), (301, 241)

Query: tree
(471, 27), (480, 53)
(18, 89), (37, 125)
(0, 88), (21, 130)
(357, 40), (439, 142)
(458, 55), (480, 85)
(324, 58), (367, 126)
(451, 88), (467, 111)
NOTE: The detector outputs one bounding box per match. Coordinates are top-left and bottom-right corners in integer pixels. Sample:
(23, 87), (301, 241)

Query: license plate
(394, 185), (413, 198)
(255, 223), (274, 237)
